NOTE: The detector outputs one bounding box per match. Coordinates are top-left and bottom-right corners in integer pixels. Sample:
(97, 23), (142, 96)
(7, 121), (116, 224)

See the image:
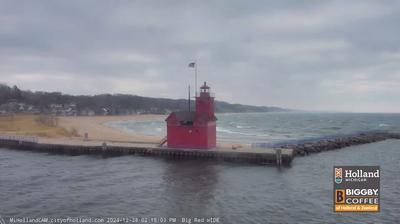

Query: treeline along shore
(0, 84), (288, 115)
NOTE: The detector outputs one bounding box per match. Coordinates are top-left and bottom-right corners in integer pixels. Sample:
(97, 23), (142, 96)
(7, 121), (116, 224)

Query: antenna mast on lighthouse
(188, 61), (197, 96)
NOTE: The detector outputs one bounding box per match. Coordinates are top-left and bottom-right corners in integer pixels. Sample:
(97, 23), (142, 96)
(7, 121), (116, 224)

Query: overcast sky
(1, 0), (399, 112)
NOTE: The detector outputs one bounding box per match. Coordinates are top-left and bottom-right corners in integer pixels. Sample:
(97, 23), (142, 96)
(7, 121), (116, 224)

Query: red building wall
(167, 123), (216, 149)
(206, 121), (216, 147)
(196, 94), (214, 118)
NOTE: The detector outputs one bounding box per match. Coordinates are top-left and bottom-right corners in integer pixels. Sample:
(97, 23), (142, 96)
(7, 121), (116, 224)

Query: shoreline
(57, 114), (166, 143)
(57, 115), (250, 149)
(1, 114), (399, 166)
(1, 114), (399, 156)
(0, 114), (250, 149)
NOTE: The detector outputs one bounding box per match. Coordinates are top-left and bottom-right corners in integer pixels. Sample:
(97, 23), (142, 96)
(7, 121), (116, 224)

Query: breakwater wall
(277, 132), (400, 156)
(0, 138), (293, 166)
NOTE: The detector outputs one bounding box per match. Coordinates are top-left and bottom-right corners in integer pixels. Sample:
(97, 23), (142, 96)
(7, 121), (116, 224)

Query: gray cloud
(1, 0), (399, 112)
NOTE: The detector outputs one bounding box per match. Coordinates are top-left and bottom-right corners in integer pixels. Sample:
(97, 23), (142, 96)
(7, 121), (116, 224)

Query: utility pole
(194, 60), (197, 96)
(188, 61), (197, 97)
(188, 85), (191, 112)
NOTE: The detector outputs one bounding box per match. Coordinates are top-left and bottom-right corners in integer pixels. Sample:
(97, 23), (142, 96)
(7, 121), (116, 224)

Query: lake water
(106, 112), (400, 144)
(1, 113), (400, 223)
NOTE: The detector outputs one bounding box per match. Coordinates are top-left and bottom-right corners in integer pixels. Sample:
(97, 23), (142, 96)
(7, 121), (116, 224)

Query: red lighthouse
(165, 82), (217, 149)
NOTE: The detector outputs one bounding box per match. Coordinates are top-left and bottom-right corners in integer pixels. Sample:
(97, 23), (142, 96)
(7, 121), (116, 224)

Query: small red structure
(166, 82), (217, 149)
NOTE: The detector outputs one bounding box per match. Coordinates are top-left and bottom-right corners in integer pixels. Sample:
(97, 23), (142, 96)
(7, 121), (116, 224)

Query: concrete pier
(2, 132), (397, 166)
(0, 137), (294, 166)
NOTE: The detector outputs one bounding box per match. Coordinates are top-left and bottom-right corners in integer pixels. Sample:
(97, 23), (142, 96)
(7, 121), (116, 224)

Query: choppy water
(1, 140), (399, 223)
(1, 112), (400, 223)
(107, 112), (400, 144)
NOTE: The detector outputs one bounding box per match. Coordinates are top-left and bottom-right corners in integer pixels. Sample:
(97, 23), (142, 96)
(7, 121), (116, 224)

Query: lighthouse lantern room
(165, 82), (217, 149)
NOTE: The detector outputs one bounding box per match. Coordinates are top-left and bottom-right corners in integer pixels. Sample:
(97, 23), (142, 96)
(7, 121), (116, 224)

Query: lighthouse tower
(196, 82), (214, 119)
(165, 82), (217, 149)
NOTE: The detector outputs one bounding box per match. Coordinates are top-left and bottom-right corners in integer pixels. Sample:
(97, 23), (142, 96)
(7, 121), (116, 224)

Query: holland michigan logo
(335, 168), (342, 184)
(333, 166), (380, 212)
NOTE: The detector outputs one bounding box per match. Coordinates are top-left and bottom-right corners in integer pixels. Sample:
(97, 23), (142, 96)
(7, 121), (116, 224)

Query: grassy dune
(0, 115), (79, 138)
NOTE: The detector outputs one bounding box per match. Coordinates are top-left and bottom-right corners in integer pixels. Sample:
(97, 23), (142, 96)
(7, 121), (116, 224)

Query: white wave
(217, 127), (265, 137)
(379, 123), (390, 127)
(217, 127), (250, 135)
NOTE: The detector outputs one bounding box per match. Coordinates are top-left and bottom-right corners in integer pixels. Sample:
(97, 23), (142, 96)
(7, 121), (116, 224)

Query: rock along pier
(278, 132), (400, 156)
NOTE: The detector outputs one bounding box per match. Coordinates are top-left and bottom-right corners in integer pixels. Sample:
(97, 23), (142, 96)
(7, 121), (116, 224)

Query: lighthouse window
(180, 120), (193, 126)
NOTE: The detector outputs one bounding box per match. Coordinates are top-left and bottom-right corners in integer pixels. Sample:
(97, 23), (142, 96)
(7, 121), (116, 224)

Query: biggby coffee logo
(335, 168), (342, 184)
(333, 166), (380, 212)
(335, 189), (345, 204)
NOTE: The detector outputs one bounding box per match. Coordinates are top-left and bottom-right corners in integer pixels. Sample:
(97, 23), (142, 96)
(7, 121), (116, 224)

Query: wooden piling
(276, 148), (282, 166)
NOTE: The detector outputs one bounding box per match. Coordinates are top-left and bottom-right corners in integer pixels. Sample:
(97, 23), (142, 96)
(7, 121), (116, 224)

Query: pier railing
(0, 134), (38, 143)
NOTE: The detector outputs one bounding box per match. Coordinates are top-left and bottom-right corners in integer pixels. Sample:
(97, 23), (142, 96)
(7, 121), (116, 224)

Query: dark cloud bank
(1, 0), (399, 112)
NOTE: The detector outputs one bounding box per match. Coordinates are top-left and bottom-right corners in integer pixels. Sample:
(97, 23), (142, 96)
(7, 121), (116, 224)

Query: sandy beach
(0, 114), (249, 149)
(57, 115), (249, 149)
(57, 115), (166, 143)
